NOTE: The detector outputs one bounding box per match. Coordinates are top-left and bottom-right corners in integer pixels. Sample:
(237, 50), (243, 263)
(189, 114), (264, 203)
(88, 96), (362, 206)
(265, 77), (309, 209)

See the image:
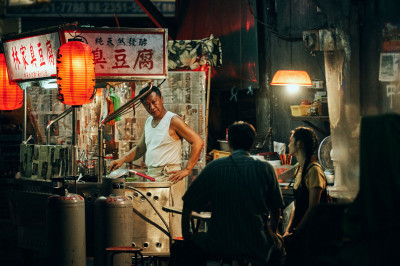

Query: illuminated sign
(7, 0), (50, 7)
(2, 27), (167, 82)
(3, 32), (61, 82)
(62, 28), (168, 79)
(5, 0), (175, 17)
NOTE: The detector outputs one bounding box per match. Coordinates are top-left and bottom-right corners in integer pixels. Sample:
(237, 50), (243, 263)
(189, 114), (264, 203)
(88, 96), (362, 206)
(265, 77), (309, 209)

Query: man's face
(142, 91), (164, 119)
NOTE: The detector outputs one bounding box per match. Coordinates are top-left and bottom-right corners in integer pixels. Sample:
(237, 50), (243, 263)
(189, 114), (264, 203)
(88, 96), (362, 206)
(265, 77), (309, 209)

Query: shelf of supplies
(290, 116), (329, 121)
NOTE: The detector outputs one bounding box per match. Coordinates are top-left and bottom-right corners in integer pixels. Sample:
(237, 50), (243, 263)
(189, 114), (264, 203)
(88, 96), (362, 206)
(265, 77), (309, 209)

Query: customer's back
(182, 122), (285, 264)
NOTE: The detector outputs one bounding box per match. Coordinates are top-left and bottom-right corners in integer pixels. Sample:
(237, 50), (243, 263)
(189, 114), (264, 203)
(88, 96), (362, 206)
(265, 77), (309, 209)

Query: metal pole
(71, 107), (77, 177)
(98, 125), (104, 183)
(45, 107), (74, 145)
(23, 89), (27, 141)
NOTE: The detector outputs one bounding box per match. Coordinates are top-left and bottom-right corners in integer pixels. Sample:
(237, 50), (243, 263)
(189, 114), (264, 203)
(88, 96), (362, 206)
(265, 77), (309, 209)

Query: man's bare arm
(109, 132), (146, 171)
(168, 116), (204, 183)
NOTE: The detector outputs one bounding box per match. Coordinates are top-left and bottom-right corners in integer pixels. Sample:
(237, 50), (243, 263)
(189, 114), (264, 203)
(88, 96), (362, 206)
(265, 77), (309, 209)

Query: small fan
(318, 136), (334, 171)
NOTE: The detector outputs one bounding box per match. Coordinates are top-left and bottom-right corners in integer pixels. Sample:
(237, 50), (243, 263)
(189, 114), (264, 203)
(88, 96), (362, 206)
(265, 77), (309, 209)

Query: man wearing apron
(110, 85), (204, 239)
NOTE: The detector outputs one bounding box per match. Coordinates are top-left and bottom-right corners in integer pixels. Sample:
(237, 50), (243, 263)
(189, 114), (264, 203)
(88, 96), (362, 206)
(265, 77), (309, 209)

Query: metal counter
(125, 182), (172, 256)
(7, 179), (174, 258)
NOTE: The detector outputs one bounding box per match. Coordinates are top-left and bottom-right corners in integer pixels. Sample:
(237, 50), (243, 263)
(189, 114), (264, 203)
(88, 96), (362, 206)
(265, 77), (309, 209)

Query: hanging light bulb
(271, 70), (312, 86)
(0, 53), (23, 110)
(287, 84), (300, 94)
(56, 41), (95, 106)
(270, 0), (313, 88)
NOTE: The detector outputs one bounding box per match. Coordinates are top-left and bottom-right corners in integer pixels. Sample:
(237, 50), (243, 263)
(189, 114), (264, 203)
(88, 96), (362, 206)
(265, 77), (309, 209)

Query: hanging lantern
(57, 41), (95, 106)
(0, 53), (23, 110)
(270, 70), (313, 86)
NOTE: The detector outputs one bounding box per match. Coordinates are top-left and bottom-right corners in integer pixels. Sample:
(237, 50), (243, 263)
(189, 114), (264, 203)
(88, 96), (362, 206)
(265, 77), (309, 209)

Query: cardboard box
(291, 105), (310, 116)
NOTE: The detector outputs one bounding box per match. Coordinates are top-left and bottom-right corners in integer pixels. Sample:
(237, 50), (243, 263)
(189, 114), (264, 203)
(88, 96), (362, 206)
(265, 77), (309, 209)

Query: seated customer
(169, 121), (285, 266)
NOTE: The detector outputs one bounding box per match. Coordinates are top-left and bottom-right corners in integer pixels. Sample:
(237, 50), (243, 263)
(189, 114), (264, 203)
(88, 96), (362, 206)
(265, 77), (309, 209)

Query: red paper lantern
(57, 41), (95, 106)
(0, 53), (23, 110)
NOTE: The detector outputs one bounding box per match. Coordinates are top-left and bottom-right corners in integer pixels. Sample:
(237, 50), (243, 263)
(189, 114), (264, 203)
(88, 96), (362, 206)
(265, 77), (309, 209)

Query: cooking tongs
(107, 168), (155, 182)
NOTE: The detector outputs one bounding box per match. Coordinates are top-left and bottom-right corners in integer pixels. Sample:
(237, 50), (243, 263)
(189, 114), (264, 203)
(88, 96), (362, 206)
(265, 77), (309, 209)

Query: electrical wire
(126, 186), (170, 237)
(156, 79), (167, 88)
(247, 0), (302, 41)
(117, 101), (142, 117)
(117, 79), (165, 118)
(247, 0), (328, 43)
(64, 24), (89, 43)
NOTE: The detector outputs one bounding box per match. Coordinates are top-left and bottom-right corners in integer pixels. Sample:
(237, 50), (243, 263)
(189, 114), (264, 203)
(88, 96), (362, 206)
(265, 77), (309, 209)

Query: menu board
(3, 31), (61, 82)
(61, 28), (168, 80)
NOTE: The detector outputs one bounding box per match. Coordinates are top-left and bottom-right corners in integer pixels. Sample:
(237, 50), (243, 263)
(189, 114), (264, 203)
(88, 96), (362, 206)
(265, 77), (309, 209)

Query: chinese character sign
(3, 32), (61, 81)
(64, 30), (167, 78)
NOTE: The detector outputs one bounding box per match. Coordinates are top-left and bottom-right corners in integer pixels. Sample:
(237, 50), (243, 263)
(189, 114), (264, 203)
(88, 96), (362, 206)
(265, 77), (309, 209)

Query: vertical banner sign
(3, 32), (61, 82)
(61, 28), (168, 80)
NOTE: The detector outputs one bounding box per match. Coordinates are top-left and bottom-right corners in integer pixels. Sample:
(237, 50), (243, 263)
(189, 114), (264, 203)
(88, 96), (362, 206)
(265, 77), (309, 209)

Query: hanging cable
(126, 186), (170, 237)
(117, 101), (142, 118)
(248, 0), (328, 43)
(290, 0), (292, 67)
(247, 0), (302, 41)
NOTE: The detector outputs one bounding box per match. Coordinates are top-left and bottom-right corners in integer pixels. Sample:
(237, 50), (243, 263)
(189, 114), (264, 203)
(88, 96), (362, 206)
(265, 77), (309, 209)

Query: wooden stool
(105, 246), (144, 266)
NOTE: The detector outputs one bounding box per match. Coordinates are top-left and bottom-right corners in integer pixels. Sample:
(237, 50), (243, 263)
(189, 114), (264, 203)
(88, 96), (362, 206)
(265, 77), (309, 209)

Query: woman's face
(288, 135), (299, 156)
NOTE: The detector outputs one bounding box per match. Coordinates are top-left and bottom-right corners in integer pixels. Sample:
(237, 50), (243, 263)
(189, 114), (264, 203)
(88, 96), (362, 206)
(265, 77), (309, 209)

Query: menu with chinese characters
(3, 31), (60, 82)
(62, 28), (168, 79)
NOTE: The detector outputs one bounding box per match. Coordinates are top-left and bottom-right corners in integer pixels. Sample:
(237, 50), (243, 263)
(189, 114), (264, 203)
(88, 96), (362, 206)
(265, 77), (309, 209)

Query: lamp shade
(56, 41), (95, 106)
(270, 70), (312, 86)
(0, 54), (23, 110)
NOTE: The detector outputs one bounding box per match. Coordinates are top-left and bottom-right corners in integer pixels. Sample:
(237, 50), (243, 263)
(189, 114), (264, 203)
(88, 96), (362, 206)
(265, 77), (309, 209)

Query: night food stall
(3, 25), (220, 265)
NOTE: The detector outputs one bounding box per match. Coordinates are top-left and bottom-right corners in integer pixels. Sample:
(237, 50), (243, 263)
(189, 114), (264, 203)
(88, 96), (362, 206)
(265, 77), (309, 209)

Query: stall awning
(168, 35), (222, 71)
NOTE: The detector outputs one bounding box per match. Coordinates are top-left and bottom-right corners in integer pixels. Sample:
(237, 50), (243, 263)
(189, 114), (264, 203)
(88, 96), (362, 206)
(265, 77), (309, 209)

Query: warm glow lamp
(0, 53), (23, 110)
(270, 0), (313, 88)
(270, 70), (313, 86)
(56, 41), (95, 106)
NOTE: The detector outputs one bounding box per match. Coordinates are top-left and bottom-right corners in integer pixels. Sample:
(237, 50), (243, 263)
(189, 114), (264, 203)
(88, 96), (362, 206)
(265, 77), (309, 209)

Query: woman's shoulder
(305, 162), (326, 189)
(307, 162), (324, 174)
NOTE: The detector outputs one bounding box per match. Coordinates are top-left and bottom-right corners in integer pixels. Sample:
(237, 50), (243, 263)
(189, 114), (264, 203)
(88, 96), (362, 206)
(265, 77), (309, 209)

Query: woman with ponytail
(282, 127), (328, 265)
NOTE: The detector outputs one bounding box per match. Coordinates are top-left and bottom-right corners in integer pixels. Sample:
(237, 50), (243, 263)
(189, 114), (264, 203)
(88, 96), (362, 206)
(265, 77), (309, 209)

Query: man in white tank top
(110, 85), (204, 238)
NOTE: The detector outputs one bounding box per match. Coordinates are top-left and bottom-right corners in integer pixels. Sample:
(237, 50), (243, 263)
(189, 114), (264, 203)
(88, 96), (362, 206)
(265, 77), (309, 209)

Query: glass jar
(104, 154), (114, 174)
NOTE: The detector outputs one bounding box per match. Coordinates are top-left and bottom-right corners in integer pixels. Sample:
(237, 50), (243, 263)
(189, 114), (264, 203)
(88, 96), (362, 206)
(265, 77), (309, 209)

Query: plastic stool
(105, 246), (144, 266)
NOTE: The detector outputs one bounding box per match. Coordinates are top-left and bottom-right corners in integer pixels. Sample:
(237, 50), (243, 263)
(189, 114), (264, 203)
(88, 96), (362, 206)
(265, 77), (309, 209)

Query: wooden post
(205, 64), (212, 154)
